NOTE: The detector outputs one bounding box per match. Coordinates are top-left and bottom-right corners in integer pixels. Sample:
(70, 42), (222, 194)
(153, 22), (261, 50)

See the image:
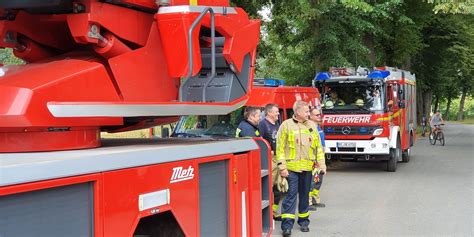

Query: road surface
(272, 122), (474, 236)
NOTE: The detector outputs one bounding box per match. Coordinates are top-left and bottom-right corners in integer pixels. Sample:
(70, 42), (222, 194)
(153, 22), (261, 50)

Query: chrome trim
(242, 191), (247, 237)
(47, 99), (247, 117)
(139, 189), (170, 211)
(158, 5), (237, 14)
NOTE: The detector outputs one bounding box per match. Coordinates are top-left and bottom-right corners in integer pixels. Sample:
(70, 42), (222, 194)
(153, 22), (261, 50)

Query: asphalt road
(272, 122), (474, 237)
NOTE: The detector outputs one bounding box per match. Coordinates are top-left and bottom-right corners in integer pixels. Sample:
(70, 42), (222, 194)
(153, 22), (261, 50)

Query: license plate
(337, 142), (356, 148)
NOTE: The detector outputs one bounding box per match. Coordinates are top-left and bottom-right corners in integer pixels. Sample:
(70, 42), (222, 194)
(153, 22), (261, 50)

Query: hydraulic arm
(0, 0), (260, 152)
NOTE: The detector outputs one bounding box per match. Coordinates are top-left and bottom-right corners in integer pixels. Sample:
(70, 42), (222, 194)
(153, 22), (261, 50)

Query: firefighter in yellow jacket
(277, 101), (326, 236)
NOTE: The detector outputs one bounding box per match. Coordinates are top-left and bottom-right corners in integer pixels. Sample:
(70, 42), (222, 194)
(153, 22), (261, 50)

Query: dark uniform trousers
(281, 170), (312, 230)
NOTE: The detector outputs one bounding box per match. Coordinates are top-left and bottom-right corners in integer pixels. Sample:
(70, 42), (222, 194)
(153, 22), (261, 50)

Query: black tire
(387, 135), (401, 172)
(387, 148), (397, 172)
(402, 135), (413, 163)
(429, 132), (436, 145)
(402, 148), (411, 163)
(439, 132), (445, 146)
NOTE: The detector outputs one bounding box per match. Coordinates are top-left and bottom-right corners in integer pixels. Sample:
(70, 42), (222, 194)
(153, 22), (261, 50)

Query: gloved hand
(276, 174), (289, 193)
(313, 172), (319, 183)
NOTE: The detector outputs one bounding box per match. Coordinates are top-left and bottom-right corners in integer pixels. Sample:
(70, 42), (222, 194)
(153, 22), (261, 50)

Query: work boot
(282, 229), (292, 237)
(315, 202), (326, 208)
(308, 205), (317, 211)
(273, 215), (282, 221)
(300, 226), (310, 232)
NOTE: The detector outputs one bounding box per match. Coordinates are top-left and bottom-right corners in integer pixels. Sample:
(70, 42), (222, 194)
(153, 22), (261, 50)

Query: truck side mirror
(398, 101), (405, 108)
(161, 127), (170, 138)
(387, 100), (394, 111)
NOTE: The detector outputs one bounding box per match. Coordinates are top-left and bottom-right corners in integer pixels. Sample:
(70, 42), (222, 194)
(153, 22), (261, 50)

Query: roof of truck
(246, 86), (320, 108)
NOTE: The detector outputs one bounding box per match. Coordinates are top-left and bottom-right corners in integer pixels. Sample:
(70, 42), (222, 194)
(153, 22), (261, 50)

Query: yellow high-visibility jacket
(276, 117), (326, 172)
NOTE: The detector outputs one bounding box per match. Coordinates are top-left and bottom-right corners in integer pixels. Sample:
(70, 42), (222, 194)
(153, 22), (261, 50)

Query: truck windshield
(172, 108), (244, 138)
(321, 80), (385, 114)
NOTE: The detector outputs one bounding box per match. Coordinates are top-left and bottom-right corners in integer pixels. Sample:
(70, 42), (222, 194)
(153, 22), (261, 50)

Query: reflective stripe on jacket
(236, 120), (260, 138)
(276, 117), (325, 172)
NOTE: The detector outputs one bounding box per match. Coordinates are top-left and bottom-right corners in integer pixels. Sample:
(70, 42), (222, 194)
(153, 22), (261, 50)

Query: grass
(101, 124), (174, 139)
(101, 129), (151, 139)
(457, 118), (474, 125)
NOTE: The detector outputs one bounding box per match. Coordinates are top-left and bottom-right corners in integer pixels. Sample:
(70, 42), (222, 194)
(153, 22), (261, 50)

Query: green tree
(0, 48), (23, 65)
(232, 0), (473, 121)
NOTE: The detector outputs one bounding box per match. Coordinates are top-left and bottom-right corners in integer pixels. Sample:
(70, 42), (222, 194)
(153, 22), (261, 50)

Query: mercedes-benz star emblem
(341, 126), (351, 135)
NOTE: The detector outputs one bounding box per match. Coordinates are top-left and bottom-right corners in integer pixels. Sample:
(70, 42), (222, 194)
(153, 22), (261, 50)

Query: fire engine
(172, 78), (321, 138)
(314, 67), (417, 172)
(0, 1), (272, 236)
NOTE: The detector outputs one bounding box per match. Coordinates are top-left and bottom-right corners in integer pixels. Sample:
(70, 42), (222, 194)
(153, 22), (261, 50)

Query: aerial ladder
(0, 1), (272, 237)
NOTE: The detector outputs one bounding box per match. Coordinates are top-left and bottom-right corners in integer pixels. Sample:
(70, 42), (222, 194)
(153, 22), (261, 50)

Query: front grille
(328, 147), (365, 153)
(324, 126), (381, 136)
(337, 147), (356, 152)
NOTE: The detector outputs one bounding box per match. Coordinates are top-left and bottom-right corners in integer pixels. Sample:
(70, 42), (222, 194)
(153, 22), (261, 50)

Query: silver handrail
(179, 7), (215, 102)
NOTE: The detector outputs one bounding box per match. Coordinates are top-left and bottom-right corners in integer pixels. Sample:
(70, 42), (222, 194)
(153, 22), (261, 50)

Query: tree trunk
(363, 34), (376, 66)
(423, 91), (433, 119)
(433, 95), (439, 113)
(416, 86), (424, 125)
(445, 97), (452, 121)
(457, 88), (467, 121)
(309, 0), (321, 72)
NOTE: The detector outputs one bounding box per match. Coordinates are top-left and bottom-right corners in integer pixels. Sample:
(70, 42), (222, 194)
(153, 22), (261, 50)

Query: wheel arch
(389, 126), (400, 148)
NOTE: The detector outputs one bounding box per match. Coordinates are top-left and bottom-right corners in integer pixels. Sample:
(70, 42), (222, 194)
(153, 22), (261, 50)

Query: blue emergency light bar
(263, 78), (285, 87)
(253, 78), (285, 87)
(367, 70), (390, 79)
(314, 72), (331, 81)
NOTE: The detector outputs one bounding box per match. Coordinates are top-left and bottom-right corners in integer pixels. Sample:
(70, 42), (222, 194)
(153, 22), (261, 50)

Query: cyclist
(430, 110), (444, 136)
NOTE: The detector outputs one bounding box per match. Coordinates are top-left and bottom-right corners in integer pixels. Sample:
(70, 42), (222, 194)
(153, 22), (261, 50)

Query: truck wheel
(402, 148), (411, 163)
(387, 148), (397, 172)
(402, 135), (412, 163)
(387, 136), (400, 172)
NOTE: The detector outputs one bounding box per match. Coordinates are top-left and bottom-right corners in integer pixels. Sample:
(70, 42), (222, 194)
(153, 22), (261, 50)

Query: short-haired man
(308, 107), (327, 210)
(258, 104), (282, 221)
(277, 101), (325, 236)
(236, 107), (262, 137)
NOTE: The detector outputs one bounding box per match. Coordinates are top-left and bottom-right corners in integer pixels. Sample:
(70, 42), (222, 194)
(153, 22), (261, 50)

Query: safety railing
(179, 7), (216, 102)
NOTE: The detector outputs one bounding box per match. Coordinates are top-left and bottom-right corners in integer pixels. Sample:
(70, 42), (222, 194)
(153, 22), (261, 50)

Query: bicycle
(429, 124), (445, 146)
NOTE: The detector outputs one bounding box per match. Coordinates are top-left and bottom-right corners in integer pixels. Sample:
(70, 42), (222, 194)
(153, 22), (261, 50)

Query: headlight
(373, 128), (384, 136)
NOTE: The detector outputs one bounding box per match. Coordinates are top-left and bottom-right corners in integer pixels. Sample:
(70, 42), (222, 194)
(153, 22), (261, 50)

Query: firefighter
(258, 103), (283, 221)
(308, 107), (327, 211)
(277, 101), (325, 236)
(236, 107), (262, 137)
(328, 90), (345, 106)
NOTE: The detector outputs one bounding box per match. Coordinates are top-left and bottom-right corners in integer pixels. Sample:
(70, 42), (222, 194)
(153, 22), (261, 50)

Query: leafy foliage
(232, 0), (473, 120)
(0, 48), (23, 65)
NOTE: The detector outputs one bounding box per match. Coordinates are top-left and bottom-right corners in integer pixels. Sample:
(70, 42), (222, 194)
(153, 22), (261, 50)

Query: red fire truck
(314, 67), (417, 172)
(0, 1), (272, 236)
(172, 78), (321, 138)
